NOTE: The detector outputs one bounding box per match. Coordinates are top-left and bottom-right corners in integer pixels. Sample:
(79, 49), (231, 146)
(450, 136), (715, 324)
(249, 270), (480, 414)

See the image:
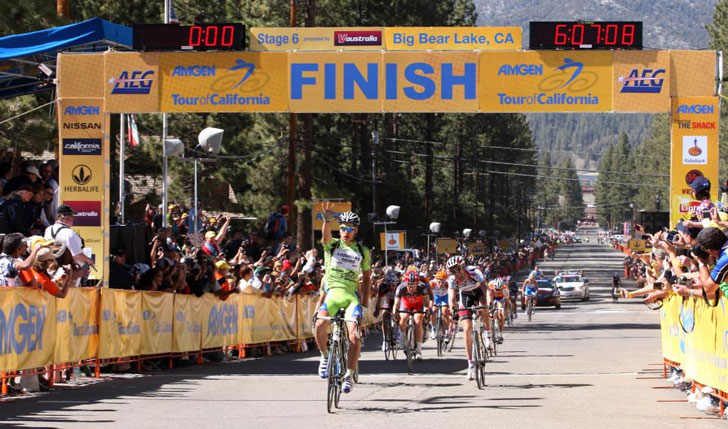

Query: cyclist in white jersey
(446, 256), (490, 380)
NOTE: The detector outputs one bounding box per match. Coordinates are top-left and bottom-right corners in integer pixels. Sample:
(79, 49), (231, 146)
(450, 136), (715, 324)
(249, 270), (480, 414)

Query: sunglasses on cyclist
(339, 226), (356, 233)
(448, 266), (460, 274)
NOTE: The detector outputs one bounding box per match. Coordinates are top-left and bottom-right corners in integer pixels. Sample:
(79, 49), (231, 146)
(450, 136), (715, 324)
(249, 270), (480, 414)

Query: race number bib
(331, 247), (362, 271)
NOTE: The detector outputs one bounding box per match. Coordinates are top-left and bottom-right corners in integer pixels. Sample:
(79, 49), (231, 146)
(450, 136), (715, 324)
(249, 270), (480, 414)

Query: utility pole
(57, 0), (70, 19)
(288, 0), (297, 238)
(161, 0), (170, 227)
(371, 130), (379, 215)
(297, 0), (315, 250)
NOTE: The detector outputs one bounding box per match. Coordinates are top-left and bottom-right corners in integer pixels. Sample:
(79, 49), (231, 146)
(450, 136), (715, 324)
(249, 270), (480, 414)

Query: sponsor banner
(240, 294), (297, 344)
(289, 52), (383, 112)
(57, 53), (105, 98)
(296, 295), (319, 340)
(201, 293), (240, 349)
(172, 293), (202, 353)
(660, 295), (685, 366)
(140, 292), (174, 355)
(98, 289), (142, 359)
(384, 27), (521, 51)
(57, 97), (106, 281)
(380, 231), (405, 251)
(250, 27), (384, 51)
(312, 201), (352, 229)
(479, 51), (613, 112)
(627, 239), (647, 253)
(104, 51), (160, 113)
(436, 238), (458, 255)
(612, 50), (670, 112)
(159, 52), (288, 113)
(669, 96), (720, 227)
(0, 287), (56, 372)
(497, 239), (512, 250)
(467, 242), (486, 255)
(669, 51), (717, 97)
(54, 288), (99, 364)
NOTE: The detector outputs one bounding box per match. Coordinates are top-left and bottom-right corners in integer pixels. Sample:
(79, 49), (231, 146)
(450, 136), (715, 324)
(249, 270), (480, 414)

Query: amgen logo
(243, 305), (255, 319)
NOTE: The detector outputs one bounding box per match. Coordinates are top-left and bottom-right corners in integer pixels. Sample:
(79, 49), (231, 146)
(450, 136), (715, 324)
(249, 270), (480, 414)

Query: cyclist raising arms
(446, 256), (490, 380)
(314, 206), (371, 394)
(394, 270), (430, 360)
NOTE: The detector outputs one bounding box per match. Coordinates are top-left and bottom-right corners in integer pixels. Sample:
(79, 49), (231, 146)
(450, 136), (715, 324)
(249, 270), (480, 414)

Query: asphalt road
(0, 232), (722, 428)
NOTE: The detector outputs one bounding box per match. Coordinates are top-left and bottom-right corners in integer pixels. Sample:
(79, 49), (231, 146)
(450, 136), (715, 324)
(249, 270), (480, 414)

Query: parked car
(522, 279), (561, 309)
(554, 272), (590, 301)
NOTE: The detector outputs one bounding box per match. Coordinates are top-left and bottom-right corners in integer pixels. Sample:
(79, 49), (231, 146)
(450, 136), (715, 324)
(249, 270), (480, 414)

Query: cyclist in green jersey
(314, 204), (371, 394)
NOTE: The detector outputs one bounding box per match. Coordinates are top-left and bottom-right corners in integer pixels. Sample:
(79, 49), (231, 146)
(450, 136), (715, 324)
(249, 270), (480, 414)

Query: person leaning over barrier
(673, 227), (728, 300)
(0, 232), (49, 286)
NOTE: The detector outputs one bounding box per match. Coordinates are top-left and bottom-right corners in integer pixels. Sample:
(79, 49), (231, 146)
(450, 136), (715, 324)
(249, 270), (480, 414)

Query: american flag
(169, 0), (179, 24)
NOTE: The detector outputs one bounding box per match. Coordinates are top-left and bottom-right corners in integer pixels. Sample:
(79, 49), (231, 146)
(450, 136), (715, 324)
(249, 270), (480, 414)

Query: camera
(691, 244), (709, 260)
(665, 230), (678, 243)
(701, 209), (711, 220)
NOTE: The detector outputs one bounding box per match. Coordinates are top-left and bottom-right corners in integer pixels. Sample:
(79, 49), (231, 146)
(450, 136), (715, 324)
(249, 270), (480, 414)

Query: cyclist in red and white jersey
(446, 256), (491, 380)
(394, 270), (430, 360)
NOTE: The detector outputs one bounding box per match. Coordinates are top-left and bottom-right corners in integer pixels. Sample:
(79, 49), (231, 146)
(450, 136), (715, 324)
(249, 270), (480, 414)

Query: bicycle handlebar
(316, 315), (359, 323)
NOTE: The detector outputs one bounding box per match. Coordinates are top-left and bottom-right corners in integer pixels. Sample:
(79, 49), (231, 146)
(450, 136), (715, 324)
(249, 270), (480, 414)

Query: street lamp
(373, 205), (400, 267)
(425, 222), (440, 261)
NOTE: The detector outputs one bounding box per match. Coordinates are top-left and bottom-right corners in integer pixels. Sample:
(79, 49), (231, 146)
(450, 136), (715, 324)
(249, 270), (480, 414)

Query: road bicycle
(380, 308), (398, 361)
(316, 310), (359, 413)
(526, 294), (536, 322)
(467, 305), (488, 389)
(488, 306), (500, 357)
(397, 310), (426, 375)
(433, 303), (449, 357)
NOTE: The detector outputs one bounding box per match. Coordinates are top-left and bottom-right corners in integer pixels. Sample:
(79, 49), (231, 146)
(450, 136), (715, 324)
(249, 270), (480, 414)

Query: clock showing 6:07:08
(529, 21), (642, 50)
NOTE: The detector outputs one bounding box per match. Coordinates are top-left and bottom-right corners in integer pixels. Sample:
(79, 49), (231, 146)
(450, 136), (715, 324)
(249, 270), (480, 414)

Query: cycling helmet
(446, 256), (464, 269)
(404, 270), (419, 284)
(434, 270), (448, 281)
(406, 264), (419, 273)
(338, 211), (360, 226)
(383, 272), (398, 284)
(494, 278), (504, 289)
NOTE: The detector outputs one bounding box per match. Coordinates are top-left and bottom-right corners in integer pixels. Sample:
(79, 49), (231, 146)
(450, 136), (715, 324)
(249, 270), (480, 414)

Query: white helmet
(338, 211), (360, 226)
(446, 256), (464, 269)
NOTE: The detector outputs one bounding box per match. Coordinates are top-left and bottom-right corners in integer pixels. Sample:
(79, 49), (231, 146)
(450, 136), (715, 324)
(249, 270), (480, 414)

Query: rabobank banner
(159, 52), (288, 112)
(479, 51), (613, 112)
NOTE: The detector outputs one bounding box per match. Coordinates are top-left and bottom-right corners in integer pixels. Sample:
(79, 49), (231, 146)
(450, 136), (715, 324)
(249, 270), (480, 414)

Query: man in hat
(213, 260), (237, 300)
(0, 183), (34, 235)
(201, 216), (231, 258)
(683, 177), (714, 229)
(3, 165), (40, 196)
(44, 204), (94, 269)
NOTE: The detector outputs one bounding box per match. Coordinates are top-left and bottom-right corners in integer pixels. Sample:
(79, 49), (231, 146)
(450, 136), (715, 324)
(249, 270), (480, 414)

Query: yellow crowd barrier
(660, 294), (728, 393)
(0, 287), (382, 373)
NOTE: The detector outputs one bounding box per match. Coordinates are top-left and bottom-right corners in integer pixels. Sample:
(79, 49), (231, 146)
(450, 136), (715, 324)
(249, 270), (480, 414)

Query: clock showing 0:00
(133, 23), (245, 51)
(529, 21), (642, 50)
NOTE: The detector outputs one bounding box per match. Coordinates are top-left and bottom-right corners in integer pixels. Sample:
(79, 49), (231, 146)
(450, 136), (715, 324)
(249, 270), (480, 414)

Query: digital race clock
(529, 21), (642, 50)
(133, 23), (245, 51)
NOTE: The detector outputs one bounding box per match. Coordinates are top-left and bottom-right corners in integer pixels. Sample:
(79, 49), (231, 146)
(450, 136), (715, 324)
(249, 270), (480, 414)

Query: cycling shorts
(457, 289), (485, 320)
(524, 287), (537, 297)
(399, 296), (425, 313)
(319, 288), (362, 319)
(433, 294), (448, 307)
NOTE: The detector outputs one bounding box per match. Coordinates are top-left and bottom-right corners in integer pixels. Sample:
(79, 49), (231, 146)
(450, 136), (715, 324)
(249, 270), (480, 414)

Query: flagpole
(119, 113), (125, 224)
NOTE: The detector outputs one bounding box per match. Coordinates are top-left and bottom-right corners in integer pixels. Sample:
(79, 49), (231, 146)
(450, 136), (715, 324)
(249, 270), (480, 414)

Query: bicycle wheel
(527, 298), (533, 322)
(436, 310), (444, 357)
(476, 330), (486, 388)
(326, 342), (338, 413)
(490, 318), (498, 357)
(383, 313), (392, 361)
(447, 323), (457, 352)
(335, 341), (345, 409)
(390, 317), (399, 360)
(406, 322), (414, 375)
(472, 329), (484, 389)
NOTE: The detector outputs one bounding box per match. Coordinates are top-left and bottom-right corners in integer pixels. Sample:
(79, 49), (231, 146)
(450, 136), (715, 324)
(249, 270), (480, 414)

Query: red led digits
(571, 24), (584, 45)
(188, 26), (202, 46)
(622, 24), (635, 46)
(554, 24), (568, 45)
(221, 26), (235, 47)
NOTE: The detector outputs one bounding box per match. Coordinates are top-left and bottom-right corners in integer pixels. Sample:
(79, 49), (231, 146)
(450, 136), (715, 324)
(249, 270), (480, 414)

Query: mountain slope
(474, 0), (717, 166)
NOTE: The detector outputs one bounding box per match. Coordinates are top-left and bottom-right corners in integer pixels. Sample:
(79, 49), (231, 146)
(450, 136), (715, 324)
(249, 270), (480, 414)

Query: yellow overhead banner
(612, 50), (670, 112)
(669, 96), (720, 227)
(669, 50), (717, 97)
(159, 52), (289, 112)
(104, 51), (160, 113)
(479, 51), (613, 112)
(250, 27), (385, 51)
(312, 201), (352, 229)
(384, 27), (521, 51)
